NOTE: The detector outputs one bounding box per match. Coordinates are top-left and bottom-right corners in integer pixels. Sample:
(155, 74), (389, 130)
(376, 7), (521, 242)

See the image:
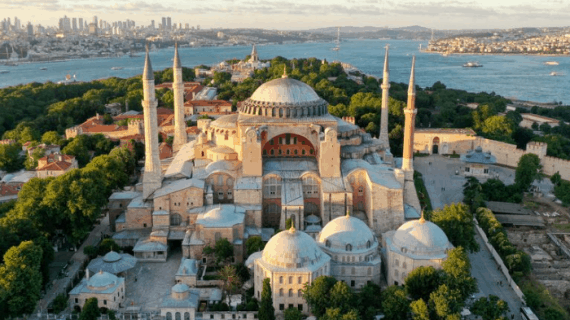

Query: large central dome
(250, 77), (321, 104)
(240, 76), (329, 118)
(262, 227), (329, 270)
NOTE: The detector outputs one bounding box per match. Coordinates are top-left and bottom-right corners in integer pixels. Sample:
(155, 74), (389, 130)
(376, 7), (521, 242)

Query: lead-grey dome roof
(318, 215), (376, 252)
(392, 219), (453, 257)
(262, 227), (327, 269)
(240, 77), (329, 119)
(88, 270), (118, 289)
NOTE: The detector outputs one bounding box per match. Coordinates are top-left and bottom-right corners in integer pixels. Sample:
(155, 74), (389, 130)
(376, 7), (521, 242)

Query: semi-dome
(103, 251), (121, 262)
(240, 76), (329, 119)
(172, 283), (190, 293)
(88, 270), (118, 289)
(318, 215), (376, 252)
(392, 218), (453, 257)
(262, 227), (328, 269)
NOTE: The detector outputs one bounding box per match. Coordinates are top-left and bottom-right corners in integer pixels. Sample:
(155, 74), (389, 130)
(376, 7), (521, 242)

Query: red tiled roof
(39, 154), (75, 162)
(37, 161), (73, 171)
(184, 100), (231, 107)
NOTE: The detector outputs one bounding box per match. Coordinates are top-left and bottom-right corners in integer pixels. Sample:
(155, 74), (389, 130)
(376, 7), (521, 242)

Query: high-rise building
(72, 18), (77, 31)
(151, 20), (155, 29)
(26, 22), (33, 37)
(161, 17), (166, 30)
(92, 16), (98, 25)
(79, 18), (83, 31)
(166, 17), (171, 30)
(185, 23), (189, 29)
(14, 17), (20, 30)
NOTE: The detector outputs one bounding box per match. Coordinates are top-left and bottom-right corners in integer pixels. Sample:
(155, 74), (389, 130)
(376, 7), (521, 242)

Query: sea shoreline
(420, 50), (570, 58)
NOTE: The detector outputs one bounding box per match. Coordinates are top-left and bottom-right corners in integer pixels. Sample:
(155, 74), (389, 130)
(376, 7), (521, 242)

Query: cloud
(0, 0), (61, 10)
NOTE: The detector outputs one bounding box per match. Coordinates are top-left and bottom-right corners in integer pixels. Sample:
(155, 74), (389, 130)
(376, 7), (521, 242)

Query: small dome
(103, 251), (121, 262)
(250, 78), (321, 104)
(392, 219), (453, 256)
(88, 270), (118, 288)
(262, 227), (327, 269)
(172, 283), (190, 293)
(318, 215), (376, 251)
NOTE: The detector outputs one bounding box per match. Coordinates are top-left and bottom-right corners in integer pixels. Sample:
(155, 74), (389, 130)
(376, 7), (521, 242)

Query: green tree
(356, 282), (382, 320)
(79, 297), (101, 320)
(321, 308), (361, 320)
(52, 293), (69, 314)
(218, 265), (241, 296)
(410, 299), (429, 320)
(0, 143), (24, 172)
(284, 307), (303, 320)
(41, 131), (64, 145)
(441, 247), (478, 302)
(302, 276), (338, 317)
(428, 284), (462, 320)
(329, 281), (355, 314)
(24, 147), (45, 170)
(405, 266), (443, 302)
(550, 172), (562, 186)
(246, 236), (265, 256)
(0, 241), (43, 317)
(471, 295), (509, 320)
(380, 285), (410, 320)
(259, 278), (275, 320)
(428, 203), (479, 252)
(98, 239), (120, 255)
(481, 115), (514, 142)
(85, 155), (128, 194)
(203, 238), (234, 265)
(62, 136), (91, 166)
(515, 153), (542, 191)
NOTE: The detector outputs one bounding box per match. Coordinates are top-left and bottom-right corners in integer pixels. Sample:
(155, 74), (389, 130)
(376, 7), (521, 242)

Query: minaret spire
(172, 42), (187, 152)
(142, 44), (162, 199)
(402, 56), (417, 172)
(379, 44), (390, 148)
(282, 65), (288, 78)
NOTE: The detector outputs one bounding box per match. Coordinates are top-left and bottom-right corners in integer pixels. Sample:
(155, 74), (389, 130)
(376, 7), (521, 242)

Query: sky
(1, 0), (569, 30)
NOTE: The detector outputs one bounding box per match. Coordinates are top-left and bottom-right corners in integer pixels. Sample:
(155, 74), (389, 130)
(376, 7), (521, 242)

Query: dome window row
(241, 100), (329, 119)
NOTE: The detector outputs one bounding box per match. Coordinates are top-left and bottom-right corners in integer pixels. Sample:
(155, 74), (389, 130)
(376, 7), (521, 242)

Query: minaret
(402, 56), (417, 172)
(172, 43), (187, 152)
(142, 45), (162, 199)
(379, 45), (390, 148)
(250, 44), (258, 62)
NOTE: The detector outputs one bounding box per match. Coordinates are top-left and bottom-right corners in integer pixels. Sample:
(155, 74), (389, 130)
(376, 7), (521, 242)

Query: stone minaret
(379, 45), (390, 148)
(172, 43), (187, 152)
(402, 56), (417, 172)
(142, 45), (162, 199)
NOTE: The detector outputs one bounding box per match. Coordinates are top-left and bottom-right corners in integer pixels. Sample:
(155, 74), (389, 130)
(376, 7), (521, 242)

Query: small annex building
(69, 270), (125, 311)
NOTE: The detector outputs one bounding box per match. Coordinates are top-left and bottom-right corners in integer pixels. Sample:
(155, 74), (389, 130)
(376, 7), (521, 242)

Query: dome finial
(282, 65), (288, 78)
(419, 210), (426, 224)
(289, 225), (296, 234)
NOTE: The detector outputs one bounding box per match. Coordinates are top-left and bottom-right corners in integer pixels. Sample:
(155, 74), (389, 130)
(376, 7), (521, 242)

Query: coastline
(420, 50), (570, 57)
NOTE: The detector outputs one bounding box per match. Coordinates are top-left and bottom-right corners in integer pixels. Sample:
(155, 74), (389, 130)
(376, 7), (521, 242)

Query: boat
(545, 61), (559, 66)
(550, 71), (560, 76)
(111, 67), (124, 70)
(4, 61), (18, 66)
(40, 67), (47, 70)
(0, 70), (10, 74)
(463, 62), (483, 68)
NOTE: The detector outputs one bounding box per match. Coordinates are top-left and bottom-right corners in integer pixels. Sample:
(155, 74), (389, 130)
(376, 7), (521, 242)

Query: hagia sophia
(85, 44), (456, 316)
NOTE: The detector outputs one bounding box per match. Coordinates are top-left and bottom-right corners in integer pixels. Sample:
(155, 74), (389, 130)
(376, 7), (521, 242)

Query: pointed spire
(408, 55), (416, 97)
(346, 207), (351, 217)
(173, 42), (181, 69)
(419, 211), (426, 224)
(143, 43), (154, 80)
(382, 44), (390, 80)
(282, 65), (288, 78)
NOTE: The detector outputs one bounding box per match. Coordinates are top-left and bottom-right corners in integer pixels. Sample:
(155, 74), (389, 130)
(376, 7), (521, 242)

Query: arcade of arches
(262, 133), (316, 158)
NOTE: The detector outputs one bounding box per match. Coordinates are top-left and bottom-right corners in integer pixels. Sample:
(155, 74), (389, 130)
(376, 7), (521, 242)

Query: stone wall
(201, 312), (257, 320)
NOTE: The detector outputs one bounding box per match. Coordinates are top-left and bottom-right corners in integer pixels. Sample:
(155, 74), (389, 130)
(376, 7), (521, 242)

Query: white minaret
(402, 56), (417, 172)
(172, 43), (187, 152)
(379, 45), (390, 148)
(142, 45), (162, 199)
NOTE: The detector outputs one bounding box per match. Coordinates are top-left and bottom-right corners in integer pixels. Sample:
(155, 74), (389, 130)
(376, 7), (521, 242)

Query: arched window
(175, 312), (181, 320)
(325, 240), (331, 248)
(288, 289), (293, 297)
(184, 312), (190, 320)
(302, 176), (319, 197)
(279, 276), (283, 284)
(279, 288), (284, 297)
(289, 276), (293, 284)
(298, 276), (302, 284)
(346, 244), (352, 252)
(298, 290), (302, 297)
(170, 213), (182, 226)
(402, 262), (407, 269)
(395, 259), (399, 267)
(263, 176), (282, 198)
(366, 240), (371, 249)
(166, 313), (172, 320)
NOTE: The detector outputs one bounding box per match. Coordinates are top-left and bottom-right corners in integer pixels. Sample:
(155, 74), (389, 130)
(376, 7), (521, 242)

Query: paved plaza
(123, 249), (184, 311)
(415, 155), (523, 319)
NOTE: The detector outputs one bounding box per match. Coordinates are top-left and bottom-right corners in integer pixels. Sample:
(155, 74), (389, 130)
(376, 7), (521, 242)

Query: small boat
(463, 62), (483, 68)
(40, 67), (47, 70)
(0, 70), (10, 74)
(545, 61), (559, 66)
(550, 71), (560, 76)
(4, 62), (18, 66)
(111, 67), (124, 70)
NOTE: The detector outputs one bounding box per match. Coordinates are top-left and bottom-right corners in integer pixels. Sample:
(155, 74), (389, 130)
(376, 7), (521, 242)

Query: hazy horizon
(1, 0), (569, 31)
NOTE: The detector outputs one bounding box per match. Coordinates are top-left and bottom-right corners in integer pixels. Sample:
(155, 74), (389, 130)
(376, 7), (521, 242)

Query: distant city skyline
(1, 0), (569, 30)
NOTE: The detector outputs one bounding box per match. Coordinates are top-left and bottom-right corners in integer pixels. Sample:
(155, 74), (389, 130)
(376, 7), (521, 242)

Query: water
(1, 40), (569, 104)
